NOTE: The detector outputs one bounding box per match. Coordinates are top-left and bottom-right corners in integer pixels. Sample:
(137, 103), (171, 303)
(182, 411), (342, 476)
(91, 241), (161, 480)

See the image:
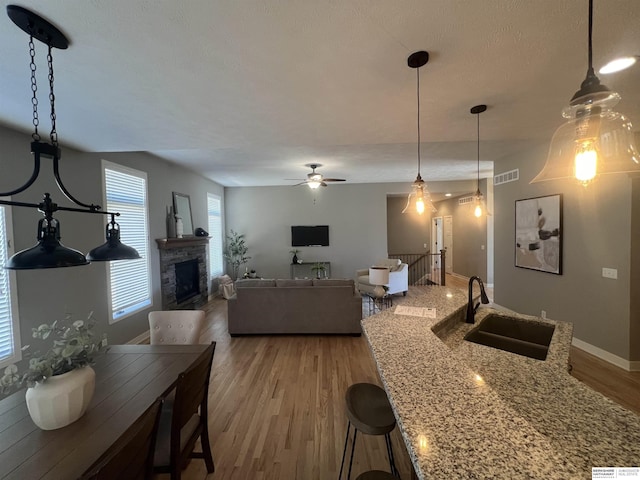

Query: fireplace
(156, 238), (209, 310)
(175, 259), (200, 304)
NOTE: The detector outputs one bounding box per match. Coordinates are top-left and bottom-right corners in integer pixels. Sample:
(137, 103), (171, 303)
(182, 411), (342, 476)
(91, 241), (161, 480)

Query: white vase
(25, 366), (96, 430)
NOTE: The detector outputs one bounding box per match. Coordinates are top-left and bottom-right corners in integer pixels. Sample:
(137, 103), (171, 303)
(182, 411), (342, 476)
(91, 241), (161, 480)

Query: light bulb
(308, 181), (321, 189)
(574, 141), (598, 185)
(416, 196), (425, 215)
(474, 204), (482, 218)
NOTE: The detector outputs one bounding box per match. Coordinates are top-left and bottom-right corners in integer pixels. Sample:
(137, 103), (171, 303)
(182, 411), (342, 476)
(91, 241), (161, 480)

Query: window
(103, 162), (152, 323)
(0, 201), (21, 368)
(207, 193), (223, 278)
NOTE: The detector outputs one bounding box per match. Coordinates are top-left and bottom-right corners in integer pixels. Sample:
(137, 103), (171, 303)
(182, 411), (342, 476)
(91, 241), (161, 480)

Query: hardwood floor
(171, 290), (640, 480)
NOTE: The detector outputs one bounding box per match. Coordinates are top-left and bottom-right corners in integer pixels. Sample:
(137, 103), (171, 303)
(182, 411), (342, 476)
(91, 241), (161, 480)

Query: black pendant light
(402, 51), (436, 215)
(87, 215), (141, 261)
(470, 105), (490, 218)
(532, 0), (640, 186)
(1, 5), (140, 269)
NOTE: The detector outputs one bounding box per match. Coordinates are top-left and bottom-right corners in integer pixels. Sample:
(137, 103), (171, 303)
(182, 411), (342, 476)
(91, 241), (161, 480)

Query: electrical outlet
(602, 267), (618, 280)
(423, 243), (427, 249)
(541, 310), (547, 319)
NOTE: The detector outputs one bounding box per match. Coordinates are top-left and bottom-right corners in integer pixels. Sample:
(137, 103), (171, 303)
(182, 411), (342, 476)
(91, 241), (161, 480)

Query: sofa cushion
(276, 279), (313, 287)
(313, 278), (355, 289)
(376, 258), (402, 272)
(236, 279), (276, 288)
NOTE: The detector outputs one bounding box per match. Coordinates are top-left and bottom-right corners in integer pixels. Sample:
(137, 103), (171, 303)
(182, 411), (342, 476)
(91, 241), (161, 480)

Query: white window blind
(207, 193), (223, 278)
(0, 203), (20, 367)
(104, 163), (151, 322)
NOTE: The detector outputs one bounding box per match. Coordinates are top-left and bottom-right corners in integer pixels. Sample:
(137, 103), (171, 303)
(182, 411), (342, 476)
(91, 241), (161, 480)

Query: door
(431, 216), (443, 268)
(444, 215), (453, 274)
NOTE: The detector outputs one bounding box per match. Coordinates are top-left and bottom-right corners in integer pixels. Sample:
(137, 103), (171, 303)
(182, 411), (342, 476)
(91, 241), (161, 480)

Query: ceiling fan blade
(320, 182), (328, 187)
(322, 178), (346, 182)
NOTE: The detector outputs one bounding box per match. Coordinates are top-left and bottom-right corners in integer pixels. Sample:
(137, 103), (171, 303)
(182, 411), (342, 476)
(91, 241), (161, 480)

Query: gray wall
(0, 125), (224, 359)
(433, 178), (489, 281)
(493, 141), (634, 360)
(386, 196), (431, 254)
(224, 180), (479, 283)
(631, 177), (640, 361)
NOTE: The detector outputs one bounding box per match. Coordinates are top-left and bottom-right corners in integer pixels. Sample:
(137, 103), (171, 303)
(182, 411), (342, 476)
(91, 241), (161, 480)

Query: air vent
(458, 196), (474, 205)
(494, 168), (519, 186)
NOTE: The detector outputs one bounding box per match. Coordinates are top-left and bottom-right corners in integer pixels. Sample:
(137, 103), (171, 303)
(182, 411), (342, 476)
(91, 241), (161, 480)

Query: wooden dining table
(0, 344), (209, 480)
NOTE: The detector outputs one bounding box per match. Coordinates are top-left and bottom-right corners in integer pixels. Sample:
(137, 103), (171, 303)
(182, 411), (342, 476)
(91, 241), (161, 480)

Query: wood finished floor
(169, 283), (640, 480)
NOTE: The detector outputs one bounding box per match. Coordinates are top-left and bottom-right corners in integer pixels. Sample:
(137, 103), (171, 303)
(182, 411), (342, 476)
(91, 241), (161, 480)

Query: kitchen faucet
(466, 276), (490, 323)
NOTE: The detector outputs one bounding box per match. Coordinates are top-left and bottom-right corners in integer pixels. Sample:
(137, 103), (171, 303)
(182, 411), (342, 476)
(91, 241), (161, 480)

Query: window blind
(104, 166), (151, 322)
(207, 194), (223, 278)
(0, 205), (19, 366)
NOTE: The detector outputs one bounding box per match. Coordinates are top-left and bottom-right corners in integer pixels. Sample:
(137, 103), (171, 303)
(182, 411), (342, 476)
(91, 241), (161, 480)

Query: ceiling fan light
(307, 180), (321, 189)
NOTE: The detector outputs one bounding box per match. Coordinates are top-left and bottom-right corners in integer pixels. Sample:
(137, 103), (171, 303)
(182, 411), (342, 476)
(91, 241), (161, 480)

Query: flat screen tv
(291, 225), (329, 247)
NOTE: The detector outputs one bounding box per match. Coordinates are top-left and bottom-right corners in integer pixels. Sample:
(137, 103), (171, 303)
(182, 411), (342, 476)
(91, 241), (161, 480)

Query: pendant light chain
(28, 35), (40, 142)
(47, 44), (58, 147)
(587, 0), (593, 72)
(476, 111), (480, 187)
(416, 67), (421, 175)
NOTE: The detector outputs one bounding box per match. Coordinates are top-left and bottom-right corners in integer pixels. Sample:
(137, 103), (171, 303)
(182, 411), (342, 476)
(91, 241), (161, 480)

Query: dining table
(0, 343), (209, 480)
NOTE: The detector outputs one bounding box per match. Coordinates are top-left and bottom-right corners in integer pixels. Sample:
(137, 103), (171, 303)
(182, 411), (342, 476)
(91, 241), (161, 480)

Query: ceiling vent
(494, 168), (519, 186)
(458, 195), (474, 205)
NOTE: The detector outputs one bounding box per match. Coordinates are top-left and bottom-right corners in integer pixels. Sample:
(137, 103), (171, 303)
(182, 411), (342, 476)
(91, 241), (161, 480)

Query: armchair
(356, 259), (408, 296)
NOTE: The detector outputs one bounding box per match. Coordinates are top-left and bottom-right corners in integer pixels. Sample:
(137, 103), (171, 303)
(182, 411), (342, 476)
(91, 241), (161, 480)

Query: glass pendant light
(402, 51), (436, 215)
(531, 0), (640, 186)
(470, 105), (491, 217)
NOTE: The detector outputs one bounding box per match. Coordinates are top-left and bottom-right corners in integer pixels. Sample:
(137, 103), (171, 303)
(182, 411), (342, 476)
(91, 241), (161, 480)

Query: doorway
(431, 216), (443, 268)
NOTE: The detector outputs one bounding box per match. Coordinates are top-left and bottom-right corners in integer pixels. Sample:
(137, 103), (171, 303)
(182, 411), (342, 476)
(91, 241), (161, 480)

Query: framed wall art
(515, 194), (562, 275)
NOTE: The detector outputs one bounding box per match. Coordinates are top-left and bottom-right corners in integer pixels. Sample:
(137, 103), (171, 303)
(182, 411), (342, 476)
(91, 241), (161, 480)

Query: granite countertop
(361, 287), (640, 479)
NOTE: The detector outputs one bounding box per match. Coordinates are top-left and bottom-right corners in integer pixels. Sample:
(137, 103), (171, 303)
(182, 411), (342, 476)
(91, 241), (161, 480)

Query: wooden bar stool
(338, 383), (398, 480)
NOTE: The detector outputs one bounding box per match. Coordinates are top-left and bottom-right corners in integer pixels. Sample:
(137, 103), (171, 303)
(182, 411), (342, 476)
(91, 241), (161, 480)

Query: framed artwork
(172, 192), (194, 236)
(515, 194), (562, 274)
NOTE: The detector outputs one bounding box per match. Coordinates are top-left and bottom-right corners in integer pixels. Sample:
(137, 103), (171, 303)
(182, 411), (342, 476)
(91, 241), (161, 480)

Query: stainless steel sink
(464, 314), (555, 360)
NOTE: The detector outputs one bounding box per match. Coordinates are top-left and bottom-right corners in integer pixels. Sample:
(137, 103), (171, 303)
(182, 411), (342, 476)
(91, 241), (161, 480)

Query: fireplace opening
(175, 259), (200, 304)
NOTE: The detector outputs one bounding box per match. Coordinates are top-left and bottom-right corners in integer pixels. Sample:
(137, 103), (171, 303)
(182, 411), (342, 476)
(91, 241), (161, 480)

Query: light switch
(602, 267), (618, 280)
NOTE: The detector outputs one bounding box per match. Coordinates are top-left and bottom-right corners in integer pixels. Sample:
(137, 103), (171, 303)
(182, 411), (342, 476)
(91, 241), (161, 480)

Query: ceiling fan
(289, 164), (346, 189)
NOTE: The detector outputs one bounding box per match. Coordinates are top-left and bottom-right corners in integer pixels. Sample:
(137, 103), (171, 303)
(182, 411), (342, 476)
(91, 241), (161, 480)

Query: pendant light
(470, 105), (490, 218)
(402, 51), (436, 215)
(1, 5), (140, 269)
(531, 0), (640, 186)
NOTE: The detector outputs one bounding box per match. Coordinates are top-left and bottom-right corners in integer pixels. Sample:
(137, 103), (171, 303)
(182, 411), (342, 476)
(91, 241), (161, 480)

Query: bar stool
(338, 383), (398, 480)
(356, 471), (396, 480)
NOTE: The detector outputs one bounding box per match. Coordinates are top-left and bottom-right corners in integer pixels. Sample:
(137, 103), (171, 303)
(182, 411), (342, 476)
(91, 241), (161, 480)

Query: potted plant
(289, 249), (300, 264)
(223, 230), (251, 280)
(0, 312), (106, 430)
(311, 262), (327, 279)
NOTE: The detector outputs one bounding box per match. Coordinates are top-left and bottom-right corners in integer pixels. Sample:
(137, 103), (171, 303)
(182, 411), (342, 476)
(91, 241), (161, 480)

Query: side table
(363, 292), (393, 316)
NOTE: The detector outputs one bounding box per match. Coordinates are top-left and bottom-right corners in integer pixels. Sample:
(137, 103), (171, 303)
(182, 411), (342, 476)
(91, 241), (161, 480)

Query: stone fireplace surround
(156, 238), (209, 310)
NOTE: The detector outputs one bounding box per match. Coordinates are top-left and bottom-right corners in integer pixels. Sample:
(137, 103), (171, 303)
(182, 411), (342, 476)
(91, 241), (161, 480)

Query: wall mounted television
(291, 225), (329, 247)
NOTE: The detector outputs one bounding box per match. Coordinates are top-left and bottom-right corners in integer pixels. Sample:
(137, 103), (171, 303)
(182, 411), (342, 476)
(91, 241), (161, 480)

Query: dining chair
(80, 397), (163, 480)
(148, 310), (205, 345)
(153, 341), (216, 480)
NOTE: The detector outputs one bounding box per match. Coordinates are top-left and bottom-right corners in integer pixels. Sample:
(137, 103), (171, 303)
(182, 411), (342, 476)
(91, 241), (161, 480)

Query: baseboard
(128, 330), (150, 345)
(571, 337), (638, 372)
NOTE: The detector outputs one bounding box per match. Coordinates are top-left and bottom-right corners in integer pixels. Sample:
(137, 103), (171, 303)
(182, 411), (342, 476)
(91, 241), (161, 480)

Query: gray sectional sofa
(227, 278), (362, 336)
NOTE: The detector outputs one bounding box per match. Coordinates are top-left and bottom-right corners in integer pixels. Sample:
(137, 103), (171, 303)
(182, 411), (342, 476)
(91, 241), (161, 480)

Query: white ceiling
(1, 0), (638, 189)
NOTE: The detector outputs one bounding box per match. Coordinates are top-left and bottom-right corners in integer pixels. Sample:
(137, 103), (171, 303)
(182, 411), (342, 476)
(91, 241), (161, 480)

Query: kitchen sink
(464, 314), (555, 360)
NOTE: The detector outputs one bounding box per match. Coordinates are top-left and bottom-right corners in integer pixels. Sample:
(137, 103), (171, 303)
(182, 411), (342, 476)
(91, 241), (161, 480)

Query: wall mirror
(172, 192), (194, 236)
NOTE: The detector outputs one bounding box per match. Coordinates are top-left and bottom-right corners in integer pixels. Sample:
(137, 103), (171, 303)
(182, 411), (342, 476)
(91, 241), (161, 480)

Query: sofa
(227, 278), (362, 336)
(356, 258), (409, 296)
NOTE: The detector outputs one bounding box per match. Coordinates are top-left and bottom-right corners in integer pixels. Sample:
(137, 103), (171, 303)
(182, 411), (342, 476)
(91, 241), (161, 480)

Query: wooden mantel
(155, 237), (210, 249)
